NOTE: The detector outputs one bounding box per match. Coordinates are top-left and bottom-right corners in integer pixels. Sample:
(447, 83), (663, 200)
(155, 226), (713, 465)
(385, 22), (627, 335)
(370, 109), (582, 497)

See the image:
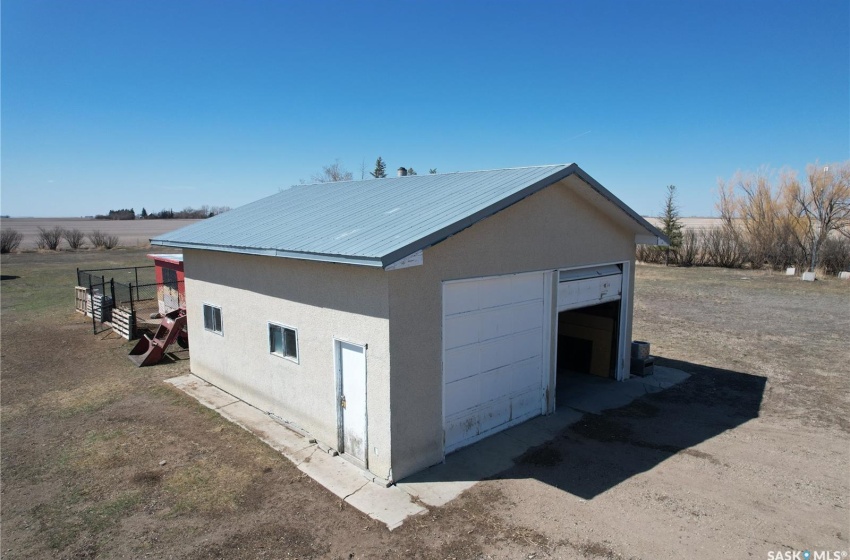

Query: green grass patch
(0, 249), (153, 318)
(81, 491), (142, 534)
(57, 397), (119, 419)
(84, 428), (125, 443)
(164, 460), (252, 515)
(32, 489), (140, 551)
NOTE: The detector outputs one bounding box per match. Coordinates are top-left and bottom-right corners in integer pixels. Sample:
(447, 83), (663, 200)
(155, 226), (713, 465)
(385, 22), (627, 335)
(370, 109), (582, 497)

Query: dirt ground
(1, 250), (848, 559)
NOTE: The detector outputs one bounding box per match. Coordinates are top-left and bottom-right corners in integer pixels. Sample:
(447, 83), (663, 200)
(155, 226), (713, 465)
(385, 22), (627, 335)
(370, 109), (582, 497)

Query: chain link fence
(77, 265), (155, 290)
(77, 273), (114, 334)
(76, 266), (184, 338)
(114, 280), (186, 331)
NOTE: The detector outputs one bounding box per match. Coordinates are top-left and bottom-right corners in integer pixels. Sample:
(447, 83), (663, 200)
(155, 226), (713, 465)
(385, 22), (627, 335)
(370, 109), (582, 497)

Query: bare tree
(88, 230), (121, 249)
(63, 228), (86, 250)
(717, 170), (797, 269)
(1, 229), (23, 253)
(715, 161), (850, 272)
(88, 230), (108, 248)
(102, 234), (119, 249)
(36, 226), (64, 250)
(312, 159), (353, 183)
(789, 162), (850, 271)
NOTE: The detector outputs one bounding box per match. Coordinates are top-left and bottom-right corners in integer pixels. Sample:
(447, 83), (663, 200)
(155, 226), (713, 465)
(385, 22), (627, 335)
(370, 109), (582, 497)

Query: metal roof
(147, 253), (183, 264)
(151, 164), (665, 268)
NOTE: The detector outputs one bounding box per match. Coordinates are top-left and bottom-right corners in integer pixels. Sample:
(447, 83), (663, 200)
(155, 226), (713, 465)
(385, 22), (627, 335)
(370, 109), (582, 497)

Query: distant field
(2, 216), (721, 251)
(644, 216), (723, 231)
(0, 218), (201, 250)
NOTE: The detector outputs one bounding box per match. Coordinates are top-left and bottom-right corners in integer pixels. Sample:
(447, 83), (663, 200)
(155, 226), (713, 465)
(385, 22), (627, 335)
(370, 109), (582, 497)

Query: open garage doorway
(554, 264), (627, 408)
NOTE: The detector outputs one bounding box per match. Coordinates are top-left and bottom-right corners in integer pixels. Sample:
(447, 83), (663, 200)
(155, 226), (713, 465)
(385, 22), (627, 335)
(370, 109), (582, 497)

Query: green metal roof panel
(151, 164), (664, 267)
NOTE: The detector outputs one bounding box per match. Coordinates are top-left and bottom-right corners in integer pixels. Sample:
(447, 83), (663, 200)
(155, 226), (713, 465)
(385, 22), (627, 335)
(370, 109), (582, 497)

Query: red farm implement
(128, 308), (189, 367)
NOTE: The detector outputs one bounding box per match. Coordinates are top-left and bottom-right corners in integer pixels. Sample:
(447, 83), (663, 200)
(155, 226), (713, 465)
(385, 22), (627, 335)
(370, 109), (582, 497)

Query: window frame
(268, 322), (299, 363)
(202, 303), (223, 335)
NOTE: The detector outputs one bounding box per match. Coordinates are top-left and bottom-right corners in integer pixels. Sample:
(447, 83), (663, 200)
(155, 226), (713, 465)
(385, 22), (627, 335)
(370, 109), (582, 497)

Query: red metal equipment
(128, 308), (189, 367)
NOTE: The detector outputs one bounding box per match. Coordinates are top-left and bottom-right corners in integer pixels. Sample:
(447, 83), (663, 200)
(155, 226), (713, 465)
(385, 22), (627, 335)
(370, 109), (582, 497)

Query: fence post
(134, 267), (139, 299)
(129, 282), (135, 318)
(76, 267), (80, 286)
(110, 279), (115, 316)
(88, 276), (96, 335)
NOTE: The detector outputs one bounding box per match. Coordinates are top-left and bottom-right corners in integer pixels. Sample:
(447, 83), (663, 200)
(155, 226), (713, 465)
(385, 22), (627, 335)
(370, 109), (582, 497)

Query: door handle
(340, 395), (346, 409)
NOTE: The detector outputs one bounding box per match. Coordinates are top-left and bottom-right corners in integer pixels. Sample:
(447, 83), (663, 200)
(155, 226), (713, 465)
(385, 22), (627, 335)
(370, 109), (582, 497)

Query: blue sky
(2, 0), (848, 217)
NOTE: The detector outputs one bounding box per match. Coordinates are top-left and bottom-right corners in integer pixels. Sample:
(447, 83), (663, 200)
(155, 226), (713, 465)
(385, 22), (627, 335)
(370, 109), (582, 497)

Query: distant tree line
(96, 208), (136, 220)
(96, 206), (231, 220)
(638, 160), (850, 276)
(142, 206), (231, 219)
(306, 157), (439, 184)
(368, 156), (437, 179)
(0, 226), (121, 252)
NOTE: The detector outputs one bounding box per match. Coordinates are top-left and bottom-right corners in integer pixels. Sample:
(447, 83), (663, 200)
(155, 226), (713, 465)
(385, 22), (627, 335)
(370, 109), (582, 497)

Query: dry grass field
(1, 217), (723, 252)
(0, 217), (721, 252)
(0, 218), (201, 250)
(643, 216), (724, 231)
(1, 249), (848, 559)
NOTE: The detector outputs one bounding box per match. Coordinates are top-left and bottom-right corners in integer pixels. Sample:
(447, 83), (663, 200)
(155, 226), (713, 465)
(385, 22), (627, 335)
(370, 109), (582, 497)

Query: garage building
(151, 163), (666, 483)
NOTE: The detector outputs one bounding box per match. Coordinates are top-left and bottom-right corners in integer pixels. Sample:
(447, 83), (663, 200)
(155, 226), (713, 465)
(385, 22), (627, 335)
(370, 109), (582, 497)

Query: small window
(203, 304), (223, 334)
(269, 323), (298, 362)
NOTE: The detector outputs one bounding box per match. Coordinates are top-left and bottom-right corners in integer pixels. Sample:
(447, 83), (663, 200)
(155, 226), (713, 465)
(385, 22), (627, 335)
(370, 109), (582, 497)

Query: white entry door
(442, 271), (551, 453)
(336, 340), (367, 466)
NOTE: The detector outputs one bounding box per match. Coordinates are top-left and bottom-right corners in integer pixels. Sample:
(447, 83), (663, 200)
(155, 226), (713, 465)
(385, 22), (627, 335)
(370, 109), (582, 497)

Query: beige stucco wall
(182, 249), (393, 479)
(386, 176), (637, 480)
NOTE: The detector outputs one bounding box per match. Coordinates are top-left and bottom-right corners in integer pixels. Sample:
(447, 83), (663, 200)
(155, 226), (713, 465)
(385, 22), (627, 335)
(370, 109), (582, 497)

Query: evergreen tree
(141, 207), (148, 218)
(429, 168), (437, 174)
(407, 168), (417, 176)
(659, 185), (684, 265)
(370, 156), (387, 178)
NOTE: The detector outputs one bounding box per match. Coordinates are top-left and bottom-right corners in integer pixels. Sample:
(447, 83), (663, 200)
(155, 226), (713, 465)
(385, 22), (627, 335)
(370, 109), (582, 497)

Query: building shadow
(492, 357), (766, 499)
(399, 357), (766, 503)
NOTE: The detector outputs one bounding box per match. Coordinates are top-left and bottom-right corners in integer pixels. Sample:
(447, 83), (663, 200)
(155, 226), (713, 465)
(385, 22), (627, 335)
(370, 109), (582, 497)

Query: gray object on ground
(630, 356), (655, 377)
(631, 340), (650, 360)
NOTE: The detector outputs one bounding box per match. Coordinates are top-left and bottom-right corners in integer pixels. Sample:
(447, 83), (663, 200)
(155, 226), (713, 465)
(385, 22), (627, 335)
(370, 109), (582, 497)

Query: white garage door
(557, 264), (623, 312)
(443, 272), (549, 453)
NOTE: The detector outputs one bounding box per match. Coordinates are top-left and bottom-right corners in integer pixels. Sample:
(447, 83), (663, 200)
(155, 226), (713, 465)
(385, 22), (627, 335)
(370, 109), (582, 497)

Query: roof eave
(150, 239), (384, 267)
(635, 233), (670, 246)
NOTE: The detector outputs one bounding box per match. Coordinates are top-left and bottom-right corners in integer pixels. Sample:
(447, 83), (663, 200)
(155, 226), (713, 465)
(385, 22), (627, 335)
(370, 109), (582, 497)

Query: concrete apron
(397, 365), (690, 507)
(167, 366), (689, 529)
